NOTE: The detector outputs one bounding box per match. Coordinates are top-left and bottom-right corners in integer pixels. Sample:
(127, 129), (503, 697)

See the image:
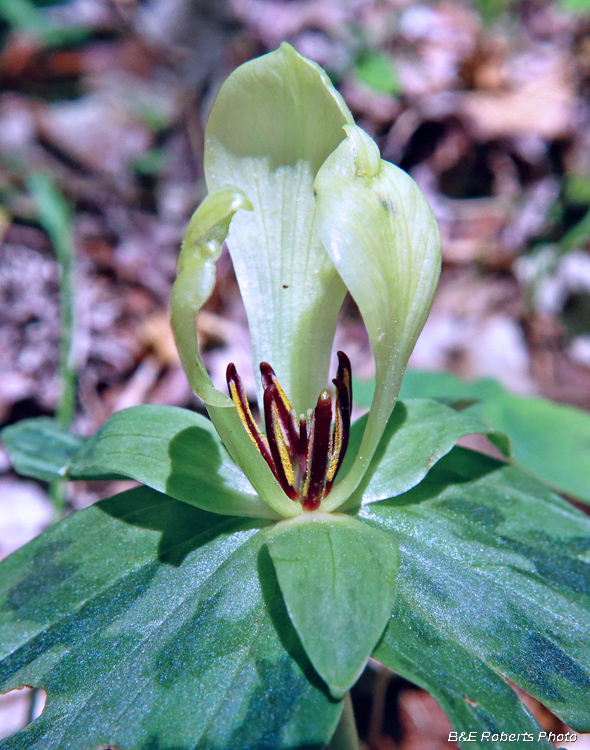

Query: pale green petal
(171, 187), (250, 407)
(171, 187), (300, 518)
(204, 42), (352, 415)
(315, 126), (441, 511)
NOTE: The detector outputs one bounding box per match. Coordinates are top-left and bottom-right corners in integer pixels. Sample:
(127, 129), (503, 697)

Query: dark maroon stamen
(303, 390), (332, 511)
(325, 378), (350, 494)
(330, 353), (352, 486)
(298, 416), (308, 463)
(336, 350), (352, 406)
(259, 361), (275, 390)
(226, 363), (276, 473)
(263, 385), (298, 500)
(228, 353), (353, 510)
(260, 362), (299, 449)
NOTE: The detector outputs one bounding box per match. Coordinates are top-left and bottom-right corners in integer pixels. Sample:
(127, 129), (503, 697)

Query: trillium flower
(171, 43), (441, 520)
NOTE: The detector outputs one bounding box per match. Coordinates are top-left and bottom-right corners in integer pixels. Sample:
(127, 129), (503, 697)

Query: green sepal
(265, 513), (399, 699)
(341, 398), (508, 509)
(68, 405), (277, 519)
(387, 369), (590, 505)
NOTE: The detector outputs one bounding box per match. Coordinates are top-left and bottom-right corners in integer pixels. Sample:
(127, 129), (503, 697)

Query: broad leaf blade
(342, 399), (506, 508)
(361, 447), (590, 731)
(485, 393), (590, 504)
(68, 404), (277, 519)
(0, 487), (343, 749)
(266, 514), (399, 698)
(395, 368), (590, 505)
(374, 596), (553, 749)
(397, 369), (504, 405)
(0, 418), (90, 482)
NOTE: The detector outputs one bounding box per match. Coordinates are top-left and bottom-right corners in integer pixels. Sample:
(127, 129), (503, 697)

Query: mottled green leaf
(0, 418), (89, 482)
(362, 447), (590, 732)
(374, 595), (553, 749)
(340, 399), (506, 509)
(69, 404), (278, 519)
(0, 487), (343, 749)
(266, 514), (399, 699)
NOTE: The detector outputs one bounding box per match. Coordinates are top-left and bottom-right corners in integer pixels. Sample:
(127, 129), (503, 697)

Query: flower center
(227, 352), (352, 511)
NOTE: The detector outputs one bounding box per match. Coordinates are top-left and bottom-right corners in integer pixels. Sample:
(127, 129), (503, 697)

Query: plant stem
(328, 692), (360, 750)
(28, 171), (77, 431)
(29, 172), (76, 519)
(49, 482), (67, 521)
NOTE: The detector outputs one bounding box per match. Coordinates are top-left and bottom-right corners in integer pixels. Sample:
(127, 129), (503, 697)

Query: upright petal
(171, 187), (300, 518)
(204, 43), (352, 415)
(314, 126), (441, 511)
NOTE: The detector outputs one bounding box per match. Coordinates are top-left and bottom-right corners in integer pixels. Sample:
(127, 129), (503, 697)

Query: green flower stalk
(171, 43), (441, 520)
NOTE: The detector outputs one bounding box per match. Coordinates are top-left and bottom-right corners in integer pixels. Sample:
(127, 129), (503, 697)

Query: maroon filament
(227, 353), (353, 510)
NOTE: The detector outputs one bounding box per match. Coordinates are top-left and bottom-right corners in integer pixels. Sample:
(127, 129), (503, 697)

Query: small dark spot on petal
(379, 196), (396, 213)
(282, 284), (289, 289)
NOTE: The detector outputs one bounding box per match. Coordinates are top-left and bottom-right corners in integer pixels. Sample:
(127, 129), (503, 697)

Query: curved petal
(204, 43), (352, 416)
(314, 126), (441, 511)
(171, 187), (301, 518)
(171, 187), (250, 407)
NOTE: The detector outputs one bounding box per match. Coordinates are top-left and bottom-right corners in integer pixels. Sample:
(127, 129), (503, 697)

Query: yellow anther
(327, 407), (343, 483)
(272, 402), (295, 486)
(274, 378), (293, 413)
(229, 380), (267, 452)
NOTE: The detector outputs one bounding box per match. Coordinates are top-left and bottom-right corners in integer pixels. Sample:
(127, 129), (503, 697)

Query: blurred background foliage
(1, 0), (590, 746)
